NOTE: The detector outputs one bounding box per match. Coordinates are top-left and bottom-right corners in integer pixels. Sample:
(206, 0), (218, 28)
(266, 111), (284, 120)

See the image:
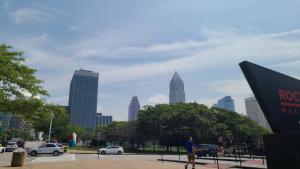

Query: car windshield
(7, 143), (15, 145)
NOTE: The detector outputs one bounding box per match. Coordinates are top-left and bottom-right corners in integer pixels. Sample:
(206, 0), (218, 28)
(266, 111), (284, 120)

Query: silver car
(98, 146), (124, 155)
(27, 143), (64, 156)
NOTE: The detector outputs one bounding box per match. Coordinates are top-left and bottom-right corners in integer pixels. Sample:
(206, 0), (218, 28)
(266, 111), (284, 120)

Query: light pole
(48, 111), (54, 142)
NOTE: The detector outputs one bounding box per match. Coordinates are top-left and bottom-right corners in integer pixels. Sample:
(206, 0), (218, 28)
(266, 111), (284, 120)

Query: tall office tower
(245, 96), (271, 130)
(169, 71), (186, 104)
(128, 96), (140, 121)
(213, 96), (235, 112)
(96, 113), (113, 126)
(68, 69), (99, 128)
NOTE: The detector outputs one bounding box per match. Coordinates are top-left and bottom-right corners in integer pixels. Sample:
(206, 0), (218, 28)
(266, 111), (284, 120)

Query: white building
(245, 96), (271, 130)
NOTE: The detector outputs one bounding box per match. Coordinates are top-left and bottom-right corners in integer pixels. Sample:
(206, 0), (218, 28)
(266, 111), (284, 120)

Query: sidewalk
(0, 158), (216, 169)
(67, 149), (96, 154)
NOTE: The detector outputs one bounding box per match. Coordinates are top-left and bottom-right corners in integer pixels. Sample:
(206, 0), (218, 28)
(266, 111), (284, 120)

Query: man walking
(185, 137), (196, 169)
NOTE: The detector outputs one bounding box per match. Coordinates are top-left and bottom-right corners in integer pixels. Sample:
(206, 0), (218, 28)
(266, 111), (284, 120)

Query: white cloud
(0, 0), (8, 10)
(147, 93), (168, 105)
(8, 5), (58, 25)
(97, 106), (104, 113)
(197, 98), (218, 107)
(9, 8), (41, 24)
(211, 79), (252, 97)
(2, 28), (300, 119)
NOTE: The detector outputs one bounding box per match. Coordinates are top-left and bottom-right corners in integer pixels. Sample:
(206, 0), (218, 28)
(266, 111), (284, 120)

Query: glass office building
(68, 69), (99, 128)
(213, 96), (235, 112)
(96, 113), (113, 126)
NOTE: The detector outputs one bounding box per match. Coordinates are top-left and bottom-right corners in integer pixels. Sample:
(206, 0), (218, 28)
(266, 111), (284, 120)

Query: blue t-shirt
(185, 140), (194, 154)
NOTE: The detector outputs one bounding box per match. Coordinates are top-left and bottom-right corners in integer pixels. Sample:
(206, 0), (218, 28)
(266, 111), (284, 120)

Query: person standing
(185, 137), (196, 169)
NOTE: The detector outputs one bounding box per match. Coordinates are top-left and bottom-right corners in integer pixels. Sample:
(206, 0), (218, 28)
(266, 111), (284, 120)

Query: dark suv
(196, 144), (219, 157)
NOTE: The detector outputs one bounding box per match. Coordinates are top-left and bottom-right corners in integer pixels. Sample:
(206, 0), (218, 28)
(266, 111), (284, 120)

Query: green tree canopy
(137, 103), (269, 147)
(0, 44), (48, 119)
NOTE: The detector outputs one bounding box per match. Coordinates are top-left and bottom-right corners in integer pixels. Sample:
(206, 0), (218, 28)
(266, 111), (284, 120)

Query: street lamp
(48, 111), (54, 142)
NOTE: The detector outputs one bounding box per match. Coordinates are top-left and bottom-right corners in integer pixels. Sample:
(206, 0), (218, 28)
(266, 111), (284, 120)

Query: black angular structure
(240, 61), (300, 169)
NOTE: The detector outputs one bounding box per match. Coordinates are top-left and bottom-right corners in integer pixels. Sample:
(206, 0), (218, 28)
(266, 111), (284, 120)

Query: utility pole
(48, 111), (54, 142)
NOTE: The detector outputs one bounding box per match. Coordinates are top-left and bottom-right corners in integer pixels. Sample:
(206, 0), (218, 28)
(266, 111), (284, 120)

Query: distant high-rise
(245, 96), (271, 130)
(0, 113), (32, 132)
(213, 96), (235, 112)
(128, 96), (140, 121)
(96, 113), (113, 126)
(169, 71), (185, 104)
(68, 69), (99, 128)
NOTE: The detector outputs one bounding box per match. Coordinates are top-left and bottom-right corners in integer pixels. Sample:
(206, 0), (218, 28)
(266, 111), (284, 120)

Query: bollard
(11, 151), (25, 167)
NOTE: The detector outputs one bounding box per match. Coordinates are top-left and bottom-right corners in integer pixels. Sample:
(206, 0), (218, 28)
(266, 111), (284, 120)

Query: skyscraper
(213, 96), (235, 112)
(245, 96), (271, 130)
(128, 96), (140, 121)
(68, 69), (99, 128)
(169, 71), (185, 104)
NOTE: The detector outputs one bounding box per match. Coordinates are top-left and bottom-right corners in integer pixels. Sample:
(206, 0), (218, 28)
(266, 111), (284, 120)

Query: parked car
(0, 145), (5, 153)
(27, 143), (64, 156)
(98, 146), (124, 155)
(55, 143), (67, 153)
(5, 142), (18, 152)
(196, 144), (219, 157)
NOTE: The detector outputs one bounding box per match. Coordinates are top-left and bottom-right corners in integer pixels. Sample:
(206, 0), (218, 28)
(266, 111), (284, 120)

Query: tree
(136, 102), (269, 151)
(0, 44), (48, 120)
(32, 104), (71, 142)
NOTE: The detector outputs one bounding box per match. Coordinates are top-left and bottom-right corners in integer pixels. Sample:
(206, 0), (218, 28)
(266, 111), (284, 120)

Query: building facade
(68, 69), (99, 128)
(96, 113), (113, 126)
(128, 96), (140, 121)
(0, 113), (32, 132)
(213, 96), (235, 112)
(245, 96), (271, 130)
(169, 71), (186, 104)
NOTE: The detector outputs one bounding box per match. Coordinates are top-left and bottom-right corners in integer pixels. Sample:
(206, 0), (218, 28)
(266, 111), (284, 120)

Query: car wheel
(53, 150), (59, 156)
(30, 151), (37, 156)
(117, 151), (122, 155)
(1, 149), (4, 153)
(100, 151), (105, 155)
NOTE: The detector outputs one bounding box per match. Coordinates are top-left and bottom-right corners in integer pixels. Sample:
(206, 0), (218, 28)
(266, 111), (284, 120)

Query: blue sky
(0, 0), (300, 120)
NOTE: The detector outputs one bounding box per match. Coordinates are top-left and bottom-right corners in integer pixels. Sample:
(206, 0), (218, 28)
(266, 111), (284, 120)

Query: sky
(0, 0), (300, 121)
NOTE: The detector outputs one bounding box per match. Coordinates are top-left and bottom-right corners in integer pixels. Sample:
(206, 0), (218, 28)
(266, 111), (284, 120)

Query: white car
(0, 146), (5, 153)
(27, 143), (64, 156)
(98, 146), (124, 155)
(5, 142), (18, 152)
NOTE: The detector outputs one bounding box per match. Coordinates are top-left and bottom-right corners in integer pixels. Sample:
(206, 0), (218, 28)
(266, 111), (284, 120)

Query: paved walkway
(0, 153), (267, 169)
(0, 158), (214, 169)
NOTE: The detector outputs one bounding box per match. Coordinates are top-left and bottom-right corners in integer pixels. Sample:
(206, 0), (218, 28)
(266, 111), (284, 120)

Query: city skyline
(0, 1), (299, 120)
